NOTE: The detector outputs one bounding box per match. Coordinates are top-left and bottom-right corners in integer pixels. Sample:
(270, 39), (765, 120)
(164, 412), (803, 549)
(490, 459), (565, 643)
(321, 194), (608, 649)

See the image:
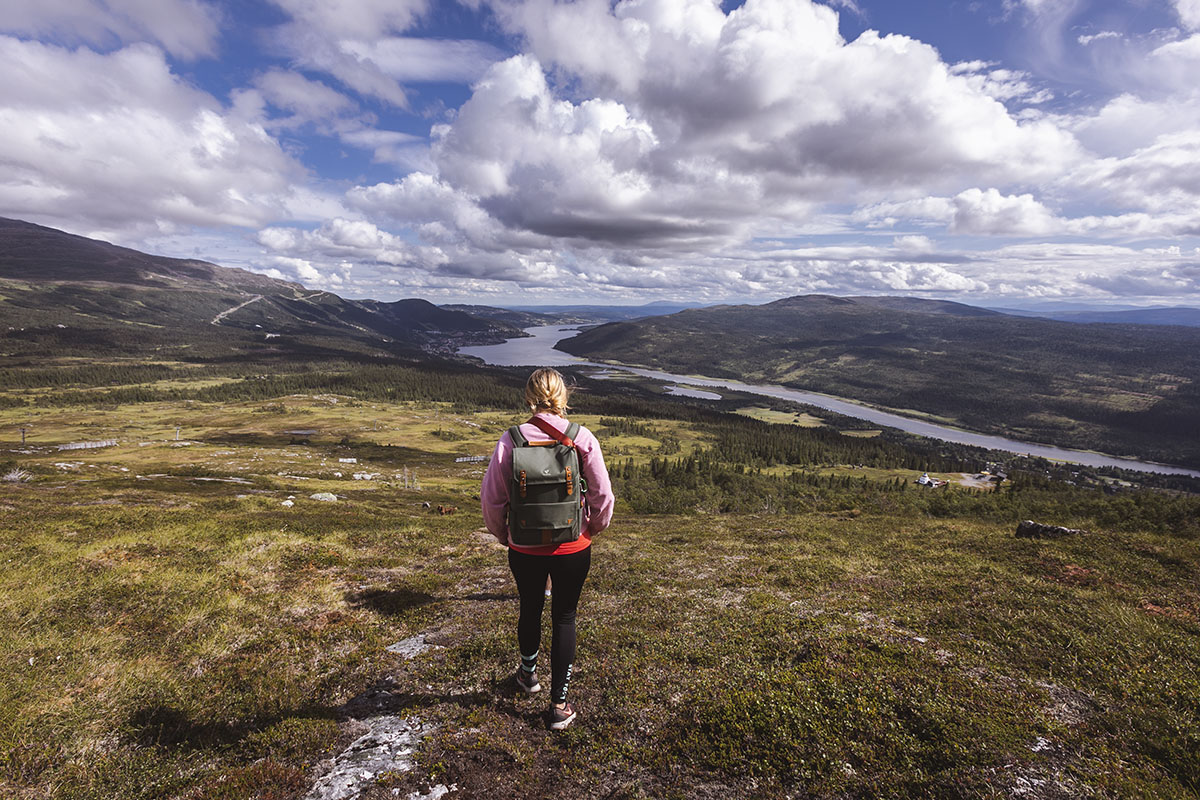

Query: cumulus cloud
(947, 189), (1059, 236)
(6, 0), (1199, 306)
(258, 219), (417, 263)
(850, 189), (1061, 236)
(856, 186), (1200, 238)
(1070, 131), (1200, 216)
(1, 0), (221, 59)
(230, 0), (1200, 304)
(240, 0), (1200, 304)
(344, 0), (1082, 279)
(0, 36), (339, 240)
(1174, 0), (1200, 31)
(500, 0), (1076, 185)
(270, 255), (324, 284)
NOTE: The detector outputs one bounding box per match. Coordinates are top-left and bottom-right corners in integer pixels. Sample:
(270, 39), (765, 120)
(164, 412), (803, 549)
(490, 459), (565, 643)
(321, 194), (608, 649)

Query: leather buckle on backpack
(565, 465), (573, 495)
(519, 470), (527, 498)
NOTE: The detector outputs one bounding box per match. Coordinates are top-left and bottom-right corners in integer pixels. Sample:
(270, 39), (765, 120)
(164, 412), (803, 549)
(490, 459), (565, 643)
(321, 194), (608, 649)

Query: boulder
(310, 492), (338, 502)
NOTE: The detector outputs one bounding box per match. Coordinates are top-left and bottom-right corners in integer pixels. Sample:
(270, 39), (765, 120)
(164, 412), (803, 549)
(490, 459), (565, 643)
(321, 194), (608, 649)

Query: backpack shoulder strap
(565, 422), (580, 443)
(528, 416), (576, 448)
(508, 425), (528, 447)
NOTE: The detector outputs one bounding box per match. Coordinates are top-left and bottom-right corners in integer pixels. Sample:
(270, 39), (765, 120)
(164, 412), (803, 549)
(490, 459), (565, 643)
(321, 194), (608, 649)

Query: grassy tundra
(2, 380), (1199, 799)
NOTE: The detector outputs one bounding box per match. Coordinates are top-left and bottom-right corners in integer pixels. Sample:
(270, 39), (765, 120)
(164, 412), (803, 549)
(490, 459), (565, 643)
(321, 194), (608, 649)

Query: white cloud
(268, 23), (411, 107)
(0, 0), (221, 59)
(253, 69), (358, 123)
(372, 0), (1081, 267)
(342, 129), (434, 171)
(270, 255), (323, 283)
(258, 218), (417, 263)
(1077, 30), (1121, 46)
(266, 0), (500, 108)
(1069, 92), (1200, 155)
(824, 0), (864, 17)
(267, 0), (428, 39)
(893, 234), (936, 254)
(1174, 0), (1200, 31)
(851, 189), (1061, 236)
(0, 36), (342, 239)
(7, 0), (1196, 307)
(337, 38), (507, 83)
(950, 62), (1053, 105)
(856, 186), (1200, 239)
(1070, 131), (1200, 217)
(235, 0), (1200, 304)
(948, 188), (1059, 236)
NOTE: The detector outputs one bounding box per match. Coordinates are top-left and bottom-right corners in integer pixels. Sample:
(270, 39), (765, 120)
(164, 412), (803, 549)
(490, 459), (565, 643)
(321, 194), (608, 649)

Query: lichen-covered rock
(386, 634), (434, 659)
(1015, 520), (1087, 539)
(309, 492), (338, 502)
(303, 715), (433, 800)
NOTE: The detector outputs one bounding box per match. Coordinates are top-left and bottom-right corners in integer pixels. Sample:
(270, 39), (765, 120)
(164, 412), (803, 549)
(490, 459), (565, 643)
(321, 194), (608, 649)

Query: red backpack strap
(528, 416), (576, 449)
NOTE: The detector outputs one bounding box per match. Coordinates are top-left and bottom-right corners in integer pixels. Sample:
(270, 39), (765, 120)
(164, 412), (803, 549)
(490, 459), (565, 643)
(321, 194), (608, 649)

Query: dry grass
(0, 396), (1197, 799)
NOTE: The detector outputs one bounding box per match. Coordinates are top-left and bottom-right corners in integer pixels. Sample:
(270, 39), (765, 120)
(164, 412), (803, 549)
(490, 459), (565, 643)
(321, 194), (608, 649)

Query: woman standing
(481, 368), (614, 730)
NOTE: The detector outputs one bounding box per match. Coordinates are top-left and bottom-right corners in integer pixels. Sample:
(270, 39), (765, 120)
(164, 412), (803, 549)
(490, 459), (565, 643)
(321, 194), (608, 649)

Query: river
(458, 325), (1200, 479)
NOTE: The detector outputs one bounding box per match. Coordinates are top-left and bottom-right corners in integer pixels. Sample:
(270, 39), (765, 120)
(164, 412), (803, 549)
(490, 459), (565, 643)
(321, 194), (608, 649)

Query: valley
(557, 295), (1200, 471)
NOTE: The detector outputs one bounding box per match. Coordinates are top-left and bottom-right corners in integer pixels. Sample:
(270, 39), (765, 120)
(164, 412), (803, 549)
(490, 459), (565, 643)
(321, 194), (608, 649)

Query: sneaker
(515, 668), (541, 695)
(548, 702), (576, 730)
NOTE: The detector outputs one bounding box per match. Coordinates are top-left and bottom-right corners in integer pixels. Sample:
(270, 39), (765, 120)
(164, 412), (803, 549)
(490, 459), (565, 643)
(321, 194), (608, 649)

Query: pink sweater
(481, 413), (614, 554)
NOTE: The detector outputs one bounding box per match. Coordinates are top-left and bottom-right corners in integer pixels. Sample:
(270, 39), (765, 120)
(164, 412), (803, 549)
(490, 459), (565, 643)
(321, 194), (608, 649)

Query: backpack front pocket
(510, 500), (581, 545)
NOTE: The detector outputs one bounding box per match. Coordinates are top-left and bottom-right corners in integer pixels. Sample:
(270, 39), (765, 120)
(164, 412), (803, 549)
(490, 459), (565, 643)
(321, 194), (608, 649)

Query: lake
(459, 325), (1200, 478)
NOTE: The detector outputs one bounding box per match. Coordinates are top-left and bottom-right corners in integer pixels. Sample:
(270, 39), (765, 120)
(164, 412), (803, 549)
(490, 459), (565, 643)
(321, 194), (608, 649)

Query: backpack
(507, 418), (587, 546)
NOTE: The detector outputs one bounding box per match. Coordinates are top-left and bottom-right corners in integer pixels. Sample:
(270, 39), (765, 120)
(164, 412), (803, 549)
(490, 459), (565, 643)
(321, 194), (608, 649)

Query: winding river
(459, 325), (1200, 479)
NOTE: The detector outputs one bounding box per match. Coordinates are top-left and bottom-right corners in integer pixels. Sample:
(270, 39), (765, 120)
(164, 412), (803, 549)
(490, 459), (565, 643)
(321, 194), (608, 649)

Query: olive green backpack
(507, 418), (587, 546)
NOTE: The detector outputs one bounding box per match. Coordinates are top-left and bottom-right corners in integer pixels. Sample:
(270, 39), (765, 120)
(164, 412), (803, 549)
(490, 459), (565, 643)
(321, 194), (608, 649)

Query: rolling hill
(0, 217), (519, 362)
(997, 306), (1200, 327)
(558, 294), (1200, 469)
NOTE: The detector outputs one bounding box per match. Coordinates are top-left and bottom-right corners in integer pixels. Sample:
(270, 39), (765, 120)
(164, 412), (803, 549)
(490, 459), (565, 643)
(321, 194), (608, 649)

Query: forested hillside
(558, 294), (1200, 469)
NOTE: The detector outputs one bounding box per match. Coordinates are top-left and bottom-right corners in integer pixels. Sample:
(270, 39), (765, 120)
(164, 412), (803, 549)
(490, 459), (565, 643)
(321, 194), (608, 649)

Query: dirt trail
(211, 294), (263, 325)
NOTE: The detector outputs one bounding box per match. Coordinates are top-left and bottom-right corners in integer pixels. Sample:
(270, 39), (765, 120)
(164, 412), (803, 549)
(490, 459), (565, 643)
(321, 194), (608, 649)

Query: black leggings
(508, 546), (591, 703)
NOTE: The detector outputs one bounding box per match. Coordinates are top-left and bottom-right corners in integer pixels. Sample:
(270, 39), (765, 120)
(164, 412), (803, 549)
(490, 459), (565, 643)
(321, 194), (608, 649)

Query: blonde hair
(524, 368), (572, 415)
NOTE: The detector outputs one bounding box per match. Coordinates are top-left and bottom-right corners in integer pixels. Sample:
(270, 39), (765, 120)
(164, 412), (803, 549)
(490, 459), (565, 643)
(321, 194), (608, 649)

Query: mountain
(504, 302), (707, 322)
(0, 217), (519, 361)
(440, 304), (560, 328)
(994, 306), (1200, 327)
(440, 301), (710, 327)
(557, 294), (1200, 469)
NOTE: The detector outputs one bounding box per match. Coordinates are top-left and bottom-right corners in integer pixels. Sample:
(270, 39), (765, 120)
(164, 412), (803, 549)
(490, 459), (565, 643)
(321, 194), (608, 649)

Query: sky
(3, 0), (1200, 308)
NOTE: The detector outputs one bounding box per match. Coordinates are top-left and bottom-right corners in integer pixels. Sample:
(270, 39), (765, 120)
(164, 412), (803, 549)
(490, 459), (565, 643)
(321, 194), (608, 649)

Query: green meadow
(2, 376), (1199, 799)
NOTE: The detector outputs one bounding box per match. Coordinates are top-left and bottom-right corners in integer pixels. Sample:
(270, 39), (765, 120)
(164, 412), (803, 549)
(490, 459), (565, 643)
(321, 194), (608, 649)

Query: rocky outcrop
(1015, 520), (1088, 539)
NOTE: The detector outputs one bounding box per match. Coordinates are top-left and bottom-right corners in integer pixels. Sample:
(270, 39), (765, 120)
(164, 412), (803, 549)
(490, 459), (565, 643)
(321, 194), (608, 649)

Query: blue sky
(3, 0), (1200, 307)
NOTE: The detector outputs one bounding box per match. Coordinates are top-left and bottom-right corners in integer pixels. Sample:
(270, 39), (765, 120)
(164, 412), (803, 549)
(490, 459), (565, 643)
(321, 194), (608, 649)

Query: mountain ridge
(0, 217), (519, 361)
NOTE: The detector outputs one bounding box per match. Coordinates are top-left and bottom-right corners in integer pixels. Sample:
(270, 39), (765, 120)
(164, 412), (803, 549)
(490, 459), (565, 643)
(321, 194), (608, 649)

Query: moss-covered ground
(2, 396), (1198, 799)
